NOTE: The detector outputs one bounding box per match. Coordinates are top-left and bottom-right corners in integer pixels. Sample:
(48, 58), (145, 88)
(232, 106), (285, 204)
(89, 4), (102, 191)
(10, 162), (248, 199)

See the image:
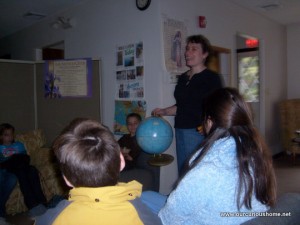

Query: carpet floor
(4, 153), (300, 225)
(273, 153), (300, 196)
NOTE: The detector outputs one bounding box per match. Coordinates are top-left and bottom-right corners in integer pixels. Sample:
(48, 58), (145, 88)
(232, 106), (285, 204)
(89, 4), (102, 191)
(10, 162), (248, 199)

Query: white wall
(160, 0), (286, 154)
(0, 0), (288, 193)
(287, 23), (300, 99)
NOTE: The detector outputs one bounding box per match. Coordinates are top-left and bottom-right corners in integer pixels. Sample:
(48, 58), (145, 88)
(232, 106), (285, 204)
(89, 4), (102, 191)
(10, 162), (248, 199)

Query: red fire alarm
(199, 16), (206, 28)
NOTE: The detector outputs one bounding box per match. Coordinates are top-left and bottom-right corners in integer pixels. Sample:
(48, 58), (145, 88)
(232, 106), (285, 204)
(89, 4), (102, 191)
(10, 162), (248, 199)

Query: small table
(148, 154), (174, 166)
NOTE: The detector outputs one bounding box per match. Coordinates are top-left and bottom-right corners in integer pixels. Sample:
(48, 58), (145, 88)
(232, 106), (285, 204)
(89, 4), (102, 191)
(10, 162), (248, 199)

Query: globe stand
(148, 153), (174, 166)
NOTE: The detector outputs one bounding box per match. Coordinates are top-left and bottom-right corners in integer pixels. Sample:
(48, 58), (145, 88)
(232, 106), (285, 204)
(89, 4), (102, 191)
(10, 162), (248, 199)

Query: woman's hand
(197, 125), (204, 134)
(152, 105), (177, 116)
(152, 108), (165, 116)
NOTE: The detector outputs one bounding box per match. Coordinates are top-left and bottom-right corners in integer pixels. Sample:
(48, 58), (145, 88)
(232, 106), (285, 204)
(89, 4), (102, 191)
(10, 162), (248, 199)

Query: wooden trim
(212, 46), (231, 54)
(236, 47), (259, 53)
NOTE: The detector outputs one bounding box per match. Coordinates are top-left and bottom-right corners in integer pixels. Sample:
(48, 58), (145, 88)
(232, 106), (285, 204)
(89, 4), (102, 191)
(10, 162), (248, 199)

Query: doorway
(42, 41), (64, 60)
(236, 34), (261, 130)
(208, 46), (231, 87)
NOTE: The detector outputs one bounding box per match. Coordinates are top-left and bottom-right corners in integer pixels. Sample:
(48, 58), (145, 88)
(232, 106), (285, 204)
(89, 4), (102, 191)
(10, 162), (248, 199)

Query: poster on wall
(114, 100), (147, 135)
(116, 42), (144, 99)
(162, 16), (188, 82)
(44, 58), (92, 98)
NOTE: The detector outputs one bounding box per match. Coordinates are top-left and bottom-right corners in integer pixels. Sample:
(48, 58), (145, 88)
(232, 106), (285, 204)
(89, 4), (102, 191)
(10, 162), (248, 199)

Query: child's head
(0, 123), (15, 145)
(202, 87), (253, 135)
(126, 113), (142, 136)
(52, 118), (124, 188)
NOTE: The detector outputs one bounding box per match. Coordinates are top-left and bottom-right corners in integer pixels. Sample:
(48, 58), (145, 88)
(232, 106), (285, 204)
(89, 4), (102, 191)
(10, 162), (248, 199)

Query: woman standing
(152, 35), (223, 174)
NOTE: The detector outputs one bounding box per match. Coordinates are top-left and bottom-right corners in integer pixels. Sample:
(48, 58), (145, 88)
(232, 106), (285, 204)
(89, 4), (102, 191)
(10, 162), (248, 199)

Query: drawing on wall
(45, 58), (92, 98)
(115, 42), (144, 99)
(162, 16), (188, 82)
(114, 100), (147, 135)
(171, 30), (182, 68)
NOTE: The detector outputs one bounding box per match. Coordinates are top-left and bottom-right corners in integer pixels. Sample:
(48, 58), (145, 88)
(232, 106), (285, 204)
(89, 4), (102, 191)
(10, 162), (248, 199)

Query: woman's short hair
(52, 118), (121, 187)
(186, 34), (212, 66)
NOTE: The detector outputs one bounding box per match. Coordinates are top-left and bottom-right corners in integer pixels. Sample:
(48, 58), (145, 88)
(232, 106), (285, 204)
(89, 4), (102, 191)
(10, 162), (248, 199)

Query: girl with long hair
(143, 87), (276, 225)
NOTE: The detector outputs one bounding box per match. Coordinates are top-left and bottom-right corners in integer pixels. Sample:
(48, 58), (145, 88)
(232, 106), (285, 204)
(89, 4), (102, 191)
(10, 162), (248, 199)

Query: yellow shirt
(53, 181), (145, 225)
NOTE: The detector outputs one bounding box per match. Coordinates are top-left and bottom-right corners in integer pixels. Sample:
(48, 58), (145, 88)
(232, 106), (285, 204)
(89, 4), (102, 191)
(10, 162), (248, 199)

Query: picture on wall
(162, 16), (188, 82)
(44, 58), (92, 98)
(115, 42), (144, 99)
(114, 100), (147, 135)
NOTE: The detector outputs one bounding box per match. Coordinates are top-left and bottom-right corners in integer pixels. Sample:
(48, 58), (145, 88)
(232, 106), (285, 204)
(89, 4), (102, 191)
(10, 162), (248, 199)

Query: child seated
(35, 118), (162, 225)
(0, 123), (47, 217)
(118, 113), (160, 192)
(118, 113), (143, 170)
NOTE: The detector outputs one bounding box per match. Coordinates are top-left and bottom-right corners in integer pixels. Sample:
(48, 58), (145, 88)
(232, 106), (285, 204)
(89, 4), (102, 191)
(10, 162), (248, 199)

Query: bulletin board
(36, 59), (101, 146)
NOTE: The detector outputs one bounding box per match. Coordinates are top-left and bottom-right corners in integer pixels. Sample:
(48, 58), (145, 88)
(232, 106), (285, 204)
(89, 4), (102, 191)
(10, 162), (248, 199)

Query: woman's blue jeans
(175, 128), (204, 174)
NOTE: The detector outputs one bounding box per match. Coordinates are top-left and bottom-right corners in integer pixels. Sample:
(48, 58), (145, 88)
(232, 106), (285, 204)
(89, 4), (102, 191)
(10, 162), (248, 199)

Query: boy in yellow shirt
(35, 118), (162, 225)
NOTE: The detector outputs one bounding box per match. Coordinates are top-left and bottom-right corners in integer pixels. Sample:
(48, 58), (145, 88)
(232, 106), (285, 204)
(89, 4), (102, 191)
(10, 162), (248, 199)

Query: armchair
(5, 129), (67, 215)
(279, 99), (300, 163)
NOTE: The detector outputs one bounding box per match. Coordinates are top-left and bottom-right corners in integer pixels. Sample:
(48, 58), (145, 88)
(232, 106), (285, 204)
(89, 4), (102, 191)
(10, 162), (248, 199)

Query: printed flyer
(162, 16), (188, 82)
(44, 58), (92, 98)
(116, 42), (144, 99)
(114, 100), (147, 134)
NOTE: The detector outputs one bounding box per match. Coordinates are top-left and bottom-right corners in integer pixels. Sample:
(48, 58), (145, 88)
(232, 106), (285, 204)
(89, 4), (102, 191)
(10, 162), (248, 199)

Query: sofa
(6, 129), (67, 215)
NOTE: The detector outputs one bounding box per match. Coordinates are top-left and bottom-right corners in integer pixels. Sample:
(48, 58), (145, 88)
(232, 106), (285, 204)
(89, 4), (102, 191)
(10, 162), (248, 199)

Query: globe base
(148, 153), (174, 166)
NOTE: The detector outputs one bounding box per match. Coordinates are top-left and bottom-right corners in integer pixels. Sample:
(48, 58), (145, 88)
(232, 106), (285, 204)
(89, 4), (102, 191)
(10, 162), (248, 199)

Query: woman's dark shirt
(174, 69), (223, 129)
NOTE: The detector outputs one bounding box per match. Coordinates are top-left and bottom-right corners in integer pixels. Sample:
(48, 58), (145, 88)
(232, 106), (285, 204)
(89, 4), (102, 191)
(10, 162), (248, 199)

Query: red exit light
(246, 39), (259, 48)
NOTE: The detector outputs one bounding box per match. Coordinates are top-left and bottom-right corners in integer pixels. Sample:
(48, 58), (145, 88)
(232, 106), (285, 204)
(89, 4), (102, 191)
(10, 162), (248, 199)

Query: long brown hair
(184, 87), (276, 209)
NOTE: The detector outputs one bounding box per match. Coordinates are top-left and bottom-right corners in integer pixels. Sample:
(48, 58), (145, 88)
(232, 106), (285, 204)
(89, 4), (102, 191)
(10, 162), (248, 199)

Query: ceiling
(226, 0), (300, 25)
(0, 0), (87, 39)
(0, 0), (300, 39)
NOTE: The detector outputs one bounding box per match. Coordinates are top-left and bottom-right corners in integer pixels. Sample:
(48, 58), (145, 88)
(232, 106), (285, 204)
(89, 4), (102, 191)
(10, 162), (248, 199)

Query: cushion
(242, 192), (300, 225)
(15, 129), (46, 155)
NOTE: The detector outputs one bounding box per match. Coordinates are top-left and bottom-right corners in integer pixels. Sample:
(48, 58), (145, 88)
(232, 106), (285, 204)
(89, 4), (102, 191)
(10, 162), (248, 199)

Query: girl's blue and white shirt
(159, 137), (268, 225)
(0, 141), (27, 163)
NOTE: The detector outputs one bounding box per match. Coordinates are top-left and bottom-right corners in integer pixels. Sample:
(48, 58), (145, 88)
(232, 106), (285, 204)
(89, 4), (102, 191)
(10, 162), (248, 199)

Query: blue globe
(136, 116), (173, 154)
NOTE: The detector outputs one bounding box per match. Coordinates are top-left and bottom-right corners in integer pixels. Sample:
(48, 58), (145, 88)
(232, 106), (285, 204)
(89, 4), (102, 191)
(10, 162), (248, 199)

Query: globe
(136, 116), (173, 155)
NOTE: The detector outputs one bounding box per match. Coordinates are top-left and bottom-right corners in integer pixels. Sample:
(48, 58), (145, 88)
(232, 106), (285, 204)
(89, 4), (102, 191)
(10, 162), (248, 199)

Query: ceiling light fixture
(23, 11), (46, 20)
(259, 3), (281, 11)
(51, 17), (76, 29)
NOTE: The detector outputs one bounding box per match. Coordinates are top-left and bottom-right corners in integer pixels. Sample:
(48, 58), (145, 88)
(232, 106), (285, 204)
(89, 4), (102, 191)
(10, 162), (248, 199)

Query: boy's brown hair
(126, 113), (142, 124)
(52, 118), (121, 187)
(0, 123), (15, 144)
